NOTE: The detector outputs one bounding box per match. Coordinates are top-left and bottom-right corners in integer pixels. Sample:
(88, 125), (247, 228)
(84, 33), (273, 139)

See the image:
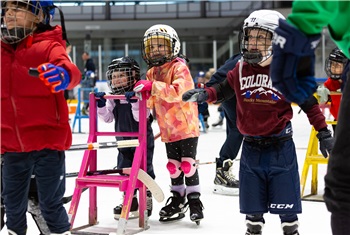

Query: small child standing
(133, 24), (204, 224)
(183, 10), (333, 234)
(317, 47), (349, 134)
(1, 1), (81, 234)
(94, 57), (155, 220)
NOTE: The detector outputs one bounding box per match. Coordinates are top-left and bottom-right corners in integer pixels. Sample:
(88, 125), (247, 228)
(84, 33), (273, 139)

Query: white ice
(0, 105), (332, 235)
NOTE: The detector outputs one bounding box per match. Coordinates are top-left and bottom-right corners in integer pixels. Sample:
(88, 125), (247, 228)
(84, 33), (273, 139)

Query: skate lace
(164, 196), (182, 209)
(223, 166), (235, 181)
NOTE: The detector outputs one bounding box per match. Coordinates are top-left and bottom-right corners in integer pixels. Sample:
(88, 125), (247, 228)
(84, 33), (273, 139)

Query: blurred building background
(54, 0), (336, 81)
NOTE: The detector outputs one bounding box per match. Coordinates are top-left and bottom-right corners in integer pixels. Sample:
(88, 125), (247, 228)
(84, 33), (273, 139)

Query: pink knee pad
(166, 159), (181, 179)
(180, 157), (197, 177)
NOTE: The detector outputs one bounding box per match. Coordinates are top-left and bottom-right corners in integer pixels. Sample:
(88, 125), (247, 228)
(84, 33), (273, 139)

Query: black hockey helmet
(324, 47), (348, 80)
(106, 56), (140, 95)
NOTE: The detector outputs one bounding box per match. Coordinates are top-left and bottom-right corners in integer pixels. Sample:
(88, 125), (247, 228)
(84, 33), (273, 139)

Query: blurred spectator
(81, 51), (97, 115)
(196, 71), (210, 129)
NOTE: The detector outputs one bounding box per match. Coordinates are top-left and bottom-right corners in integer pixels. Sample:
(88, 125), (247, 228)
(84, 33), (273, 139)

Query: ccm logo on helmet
(272, 33), (286, 49)
(270, 203), (294, 209)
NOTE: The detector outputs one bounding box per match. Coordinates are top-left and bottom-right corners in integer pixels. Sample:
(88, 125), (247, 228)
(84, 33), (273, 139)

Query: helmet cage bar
(325, 58), (347, 80)
(1, 0), (55, 44)
(142, 32), (175, 67)
(240, 26), (273, 64)
(1, 1), (40, 44)
(106, 60), (140, 95)
(324, 49), (348, 80)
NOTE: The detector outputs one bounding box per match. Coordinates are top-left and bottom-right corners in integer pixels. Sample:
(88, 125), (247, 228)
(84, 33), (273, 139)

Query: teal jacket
(288, 0), (350, 59)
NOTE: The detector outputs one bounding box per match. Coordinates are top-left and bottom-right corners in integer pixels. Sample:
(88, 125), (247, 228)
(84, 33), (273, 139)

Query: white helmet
(240, 9), (285, 64)
(141, 24), (181, 67)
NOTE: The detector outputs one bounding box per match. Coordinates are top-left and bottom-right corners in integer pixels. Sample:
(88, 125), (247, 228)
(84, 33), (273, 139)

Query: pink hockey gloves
(133, 80), (153, 100)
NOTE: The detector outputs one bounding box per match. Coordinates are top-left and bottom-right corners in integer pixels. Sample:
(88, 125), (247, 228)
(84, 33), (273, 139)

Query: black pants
(217, 96), (243, 168)
(324, 70), (350, 235)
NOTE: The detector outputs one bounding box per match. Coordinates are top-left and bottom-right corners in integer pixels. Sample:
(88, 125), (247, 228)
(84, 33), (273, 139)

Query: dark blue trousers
(117, 126), (155, 179)
(2, 150), (70, 235)
(217, 96), (244, 167)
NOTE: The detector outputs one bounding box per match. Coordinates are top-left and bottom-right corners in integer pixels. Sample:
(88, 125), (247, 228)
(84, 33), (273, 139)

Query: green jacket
(287, 0), (350, 59)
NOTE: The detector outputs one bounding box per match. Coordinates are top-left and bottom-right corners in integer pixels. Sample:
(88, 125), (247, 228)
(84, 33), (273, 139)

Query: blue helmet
(197, 71), (205, 78)
(34, 1), (55, 25)
(1, 0), (55, 44)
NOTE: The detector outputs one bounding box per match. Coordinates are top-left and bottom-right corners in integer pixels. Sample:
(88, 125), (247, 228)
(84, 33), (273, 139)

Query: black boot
(159, 191), (186, 222)
(114, 191), (139, 220)
(281, 221), (300, 235)
(212, 116), (223, 127)
(147, 189), (153, 217)
(186, 192), (204, 225)
(245, 220), (264, 235)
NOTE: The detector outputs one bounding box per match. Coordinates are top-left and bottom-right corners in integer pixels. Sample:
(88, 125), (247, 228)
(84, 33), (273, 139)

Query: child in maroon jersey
(183, 9), (333, 235)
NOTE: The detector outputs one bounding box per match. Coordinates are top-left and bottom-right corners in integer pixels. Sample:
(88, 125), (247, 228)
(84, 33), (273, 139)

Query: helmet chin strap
(258, 48), (273, 66)
(259, 55), (273, 67)
(1, 27), (33, 44)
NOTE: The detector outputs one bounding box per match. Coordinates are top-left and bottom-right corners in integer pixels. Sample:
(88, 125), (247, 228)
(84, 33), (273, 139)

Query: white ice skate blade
(213, 185), (239, 196)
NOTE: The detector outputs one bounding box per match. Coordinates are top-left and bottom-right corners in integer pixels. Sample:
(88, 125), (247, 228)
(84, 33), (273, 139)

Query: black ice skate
(281, 221), (300, 235)
(186, 192), (204, 225)
(28, 196), (51, 235)
(159, 191), (186, 222)
(245, 220), (264, 235)
(212, 116), (223, 127)
(114, 192), (139, 220)
(146, 189), (153, 217)
(213, 159), (239, 196)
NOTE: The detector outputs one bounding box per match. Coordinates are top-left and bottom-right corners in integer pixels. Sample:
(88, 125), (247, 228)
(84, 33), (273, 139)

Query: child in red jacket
(317, 48), (349, 133)
(1, 1), (81, 235)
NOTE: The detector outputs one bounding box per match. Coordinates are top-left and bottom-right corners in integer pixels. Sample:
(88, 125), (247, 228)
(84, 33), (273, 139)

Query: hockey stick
(154, 132), (161, 140)
(68, 139), (139, 151)
(195, 158), (241, 166)
(63, 168), (164, 203)
(62, 188), (88, 204)
(64, 161), (215, 177)
(196, 160), (216, 165)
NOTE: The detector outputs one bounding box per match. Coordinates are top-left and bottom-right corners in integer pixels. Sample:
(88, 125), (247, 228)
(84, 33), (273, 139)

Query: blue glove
(316, 129), (334, 158)
(94, 92), (106, 108)
(37, 63), (70, 93)
(125, 91), (137, 103)
(271, 19), (321, 105)
(182, 88), (208, 104)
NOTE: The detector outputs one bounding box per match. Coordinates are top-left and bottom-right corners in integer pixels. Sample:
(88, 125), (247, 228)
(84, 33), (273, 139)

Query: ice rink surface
(0, 105), (332, 235)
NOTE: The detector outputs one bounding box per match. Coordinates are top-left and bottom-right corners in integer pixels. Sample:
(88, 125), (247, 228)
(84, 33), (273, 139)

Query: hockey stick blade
(65, 168), (164, 203)
(68, 139), (139, 151)
(123, 168), (164, 202)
